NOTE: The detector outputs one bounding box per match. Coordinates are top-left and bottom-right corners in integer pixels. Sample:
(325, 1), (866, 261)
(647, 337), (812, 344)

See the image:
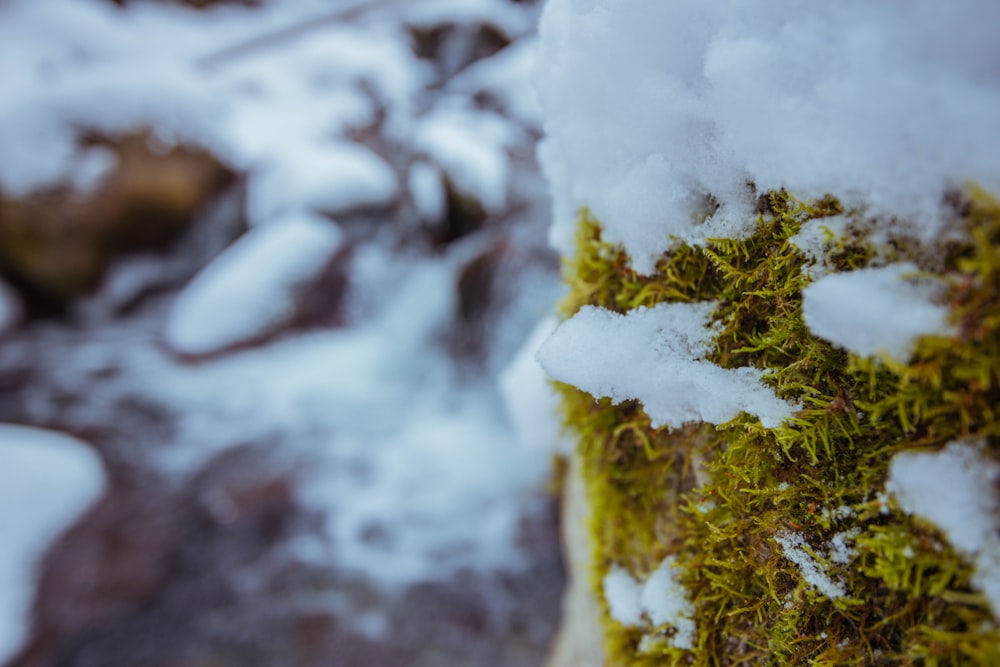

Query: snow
(640, 557), (696, 650)
(247, 142), (399, 225)
(802, 263), (952, 360)
(165, 213), (344, 357)
(536, 0), (1000, 274)
(602, 566), (645, 627)
(602, 558), (697, 649)
(775, 531), (846, 600)
(0, 424), (105, 663)
(499, 317), (572, 455)
(887, 440), (1000, 615)
(415, 105), (517, 215)
(537, 303), (794, 429)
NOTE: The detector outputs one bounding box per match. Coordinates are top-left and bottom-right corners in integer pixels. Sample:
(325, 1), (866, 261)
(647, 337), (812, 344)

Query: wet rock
(0, 132), (235, 312)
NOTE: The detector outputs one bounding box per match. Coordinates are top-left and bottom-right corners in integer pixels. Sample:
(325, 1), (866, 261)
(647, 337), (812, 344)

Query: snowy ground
(0, 1), (564, 665)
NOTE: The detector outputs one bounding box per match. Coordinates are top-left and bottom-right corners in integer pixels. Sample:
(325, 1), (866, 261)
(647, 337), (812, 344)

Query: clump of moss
(555, 187), (1000, 665)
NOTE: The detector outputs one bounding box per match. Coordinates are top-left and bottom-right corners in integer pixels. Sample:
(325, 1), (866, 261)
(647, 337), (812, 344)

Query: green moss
(556, 187), (1000, 665)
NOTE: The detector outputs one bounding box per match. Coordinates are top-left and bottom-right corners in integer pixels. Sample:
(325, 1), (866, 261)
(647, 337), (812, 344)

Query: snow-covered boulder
(165, 213), (345, 358)
(0, 424), (105, 664)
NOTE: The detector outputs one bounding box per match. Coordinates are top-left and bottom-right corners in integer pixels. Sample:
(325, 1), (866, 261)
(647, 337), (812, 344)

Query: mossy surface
(555, 188), (1000, 665)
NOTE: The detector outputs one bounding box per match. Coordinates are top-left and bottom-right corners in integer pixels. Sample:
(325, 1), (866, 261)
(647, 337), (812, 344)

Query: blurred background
(0, 0), (567, 665)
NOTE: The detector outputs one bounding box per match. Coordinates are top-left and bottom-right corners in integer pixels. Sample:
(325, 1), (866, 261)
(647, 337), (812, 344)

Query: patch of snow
(802, 263), (952, 360)
(415, 105), (517, 215)
(887, 440), (1000, 616)
(499, 317), (572, 455)
(640, 556), (697, 650)
(164, 213), (344, 357)
(603, 557), (697, 649)
(536, 0), (1000, 274)
(775, 530), (846, 600)
(602, 566), (644, 627)
(0, 424), (105, 663)
(407, 161), (447, 223)
(537, 302), (794, 429)
(829, 528), (861, 566)
(247, 142), (398, 225)
(448, 38), (542, 128)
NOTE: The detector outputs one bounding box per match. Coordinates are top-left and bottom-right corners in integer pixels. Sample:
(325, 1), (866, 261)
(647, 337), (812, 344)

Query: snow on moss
(537, 0), (1000, 273)
(887, 440), (1000, 616)
(537, 302), (794, 429)
(802, 263), (952, 360)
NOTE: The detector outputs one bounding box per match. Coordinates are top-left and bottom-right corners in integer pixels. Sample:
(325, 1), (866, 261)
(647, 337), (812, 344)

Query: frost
(887, 440), (1000, 616)
(802, 263), (952, 360)
(537, 302), (795, 429)
(536, 0), (1000, 273)
(0, 424), (105, 663)
(165, 213), (343, 357)
(775, 531), (846, 600)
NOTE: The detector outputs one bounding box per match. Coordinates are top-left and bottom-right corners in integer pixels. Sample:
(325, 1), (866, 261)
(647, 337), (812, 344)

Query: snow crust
(537, 303), (794, 429)
(165, 214), (344, 357)
(887, 440), (1000, 615)
(802, 263), (952, 360)
(602, 557), (696, 649)
(537, 0), (1000, 274)
(0, 424), (105, 663)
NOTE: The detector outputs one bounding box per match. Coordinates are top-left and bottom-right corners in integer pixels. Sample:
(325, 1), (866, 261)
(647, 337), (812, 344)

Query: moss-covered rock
(554, 187), (1000, 665)
(0, 131), (235, 311)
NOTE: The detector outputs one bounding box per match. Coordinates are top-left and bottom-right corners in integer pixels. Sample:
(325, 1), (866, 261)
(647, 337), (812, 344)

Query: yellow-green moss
(556, 188), (1000, 665)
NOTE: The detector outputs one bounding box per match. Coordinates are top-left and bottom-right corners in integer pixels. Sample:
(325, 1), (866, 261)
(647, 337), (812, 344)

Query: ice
(536, 0), (1000, 274)
(802, 263), (952, 360)
(887, 440), (1000, 615)
(537, 303), (794, 429)
(164, 213), (344, 357)
(0, 424), (105, 663)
